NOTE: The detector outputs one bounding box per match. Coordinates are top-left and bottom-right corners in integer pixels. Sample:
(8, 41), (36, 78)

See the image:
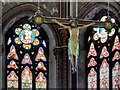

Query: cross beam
(29, 11), (116, 30)
(29, 11), (117, 73)
(43, 16), (105, 28)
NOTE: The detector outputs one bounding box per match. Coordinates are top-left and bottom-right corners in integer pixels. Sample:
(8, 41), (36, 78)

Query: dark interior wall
(2, 2), (60, 17)
(78, 2), (120, 19)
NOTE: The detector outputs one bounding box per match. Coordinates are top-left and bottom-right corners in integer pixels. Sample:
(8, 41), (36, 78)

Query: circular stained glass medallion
(19, 30), (35, 44)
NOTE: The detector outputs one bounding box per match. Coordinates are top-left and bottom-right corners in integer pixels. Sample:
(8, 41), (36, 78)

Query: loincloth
(68, 38), (78, 57)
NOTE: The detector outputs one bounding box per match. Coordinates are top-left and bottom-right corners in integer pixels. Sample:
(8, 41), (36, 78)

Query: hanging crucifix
(29, 0), (116, 73)
(50, 18), (115, 73)
(52, 19), (95, 73)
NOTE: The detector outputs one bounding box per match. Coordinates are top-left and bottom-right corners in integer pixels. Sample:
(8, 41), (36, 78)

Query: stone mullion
(60, 29), (69, 88)
(77, 28), (87, 89)
(61, 46), (68, 88)
(0, 44), (2, 90)
(54, 28), (69, 88)
(54, 47), (62, 88)
(0, 2), (2, 89)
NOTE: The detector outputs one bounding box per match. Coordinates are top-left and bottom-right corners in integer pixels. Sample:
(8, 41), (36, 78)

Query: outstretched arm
(77, 22), (95, 29)
(52, 19), (70, 29)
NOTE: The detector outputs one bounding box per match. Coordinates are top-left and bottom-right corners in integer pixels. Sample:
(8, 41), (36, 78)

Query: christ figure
(52, 19), (95, 73)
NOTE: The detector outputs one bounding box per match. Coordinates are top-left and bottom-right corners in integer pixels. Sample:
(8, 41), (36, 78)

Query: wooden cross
(29, 9), (116, 29)
(29, 11), (116, 73)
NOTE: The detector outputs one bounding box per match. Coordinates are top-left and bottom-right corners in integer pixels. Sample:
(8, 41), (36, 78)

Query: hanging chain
(29, 0), (43, 23)
(35, 0), (42, 15)
(37, 0), (40, 11)
(107, 0), (110, 17)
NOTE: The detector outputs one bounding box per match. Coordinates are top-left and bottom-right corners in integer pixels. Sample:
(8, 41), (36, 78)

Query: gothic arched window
(86, 11), (120, 89)
(5, 17), (49, 90)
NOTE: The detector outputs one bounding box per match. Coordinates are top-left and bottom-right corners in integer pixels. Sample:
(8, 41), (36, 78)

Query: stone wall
(2, 2), (60, 17)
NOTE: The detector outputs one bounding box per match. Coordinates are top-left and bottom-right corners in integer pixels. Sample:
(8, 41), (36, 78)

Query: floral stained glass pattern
(112, 36), (120, 51)
(15, 24), (40, 49)
(86, 15), (120, 89)
(100, 46), (109, 59)
(87, 43), (97, 58)
(22, 66), (32, 88)
(93, 16), (116, 43)
(112, 51), (120, 61)
(6, 17), (49, 89)
(36, 62), (47, 71)
(22, 53), (32, 64)
(93, 28), (108, 43)
(7, 45), (18, 60)
(100, 59), (109, 88)
(36, 72), (47, 88)
(35, 47), (47, 61)
(112, 62), (120, 88)
(7, 60), (18, 69)
(88, 68), (97, 88)
(88, 58), (97, 67)
(7, 71), (18, 88)
(35, 46), (47, 89)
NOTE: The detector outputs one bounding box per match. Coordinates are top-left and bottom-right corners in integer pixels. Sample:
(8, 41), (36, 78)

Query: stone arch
(78, 2), (119, 19)
(2, 3), (59, 89)
(77, 2), (119, 89)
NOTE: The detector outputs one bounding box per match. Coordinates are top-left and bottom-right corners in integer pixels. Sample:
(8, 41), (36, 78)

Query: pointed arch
(77, 2), (120, 89)
(2, 3), (58, 89)
(85, 11), (120, 90)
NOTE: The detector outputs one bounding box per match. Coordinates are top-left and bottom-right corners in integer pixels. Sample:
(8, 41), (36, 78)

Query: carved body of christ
(52, 19), (95, 73)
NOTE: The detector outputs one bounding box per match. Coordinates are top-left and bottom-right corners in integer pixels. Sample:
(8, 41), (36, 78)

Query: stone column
(0, 1), (2, 90)
(54, 28), (69, 88)
(54, 46), (62, 88)
(77, 28), (87, 89)
(60, 29), (68, 88)
(0, 44), (2, 90)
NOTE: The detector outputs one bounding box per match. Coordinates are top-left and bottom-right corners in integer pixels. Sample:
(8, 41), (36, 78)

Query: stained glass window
(100, 59), (109, 88)
(5, 17), (49, 90)
(86, 14), (120, 89)
(88, 68), (97, 88)
(112, 62), (120, 88)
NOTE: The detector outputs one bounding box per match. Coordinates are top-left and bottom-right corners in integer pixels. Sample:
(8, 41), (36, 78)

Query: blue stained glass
(19, 30), (35, 44)
(99, 28), (102, 34)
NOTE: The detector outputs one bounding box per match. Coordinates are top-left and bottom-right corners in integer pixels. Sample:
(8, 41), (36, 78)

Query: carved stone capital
(59, 28), (69, 46)
(53, 46), (62, 60)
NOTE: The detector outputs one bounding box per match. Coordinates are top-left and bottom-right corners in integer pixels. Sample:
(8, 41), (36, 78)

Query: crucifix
(29, 0), (116, 73)
(52, 19), (95, 73)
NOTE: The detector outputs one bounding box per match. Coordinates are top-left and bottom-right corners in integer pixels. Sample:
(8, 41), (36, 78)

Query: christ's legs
(71, 55), (76, 73)
(69, 38), (78, 73)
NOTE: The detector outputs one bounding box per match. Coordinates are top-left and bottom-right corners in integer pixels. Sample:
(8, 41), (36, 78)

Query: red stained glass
(7, 45), (18, 60)
(100, 46), (109, 59)
(22, 53), (32, 64)
(87, 43), (97, 58)
(35, 47), (46, 61)
(88, 58), (97, 67)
